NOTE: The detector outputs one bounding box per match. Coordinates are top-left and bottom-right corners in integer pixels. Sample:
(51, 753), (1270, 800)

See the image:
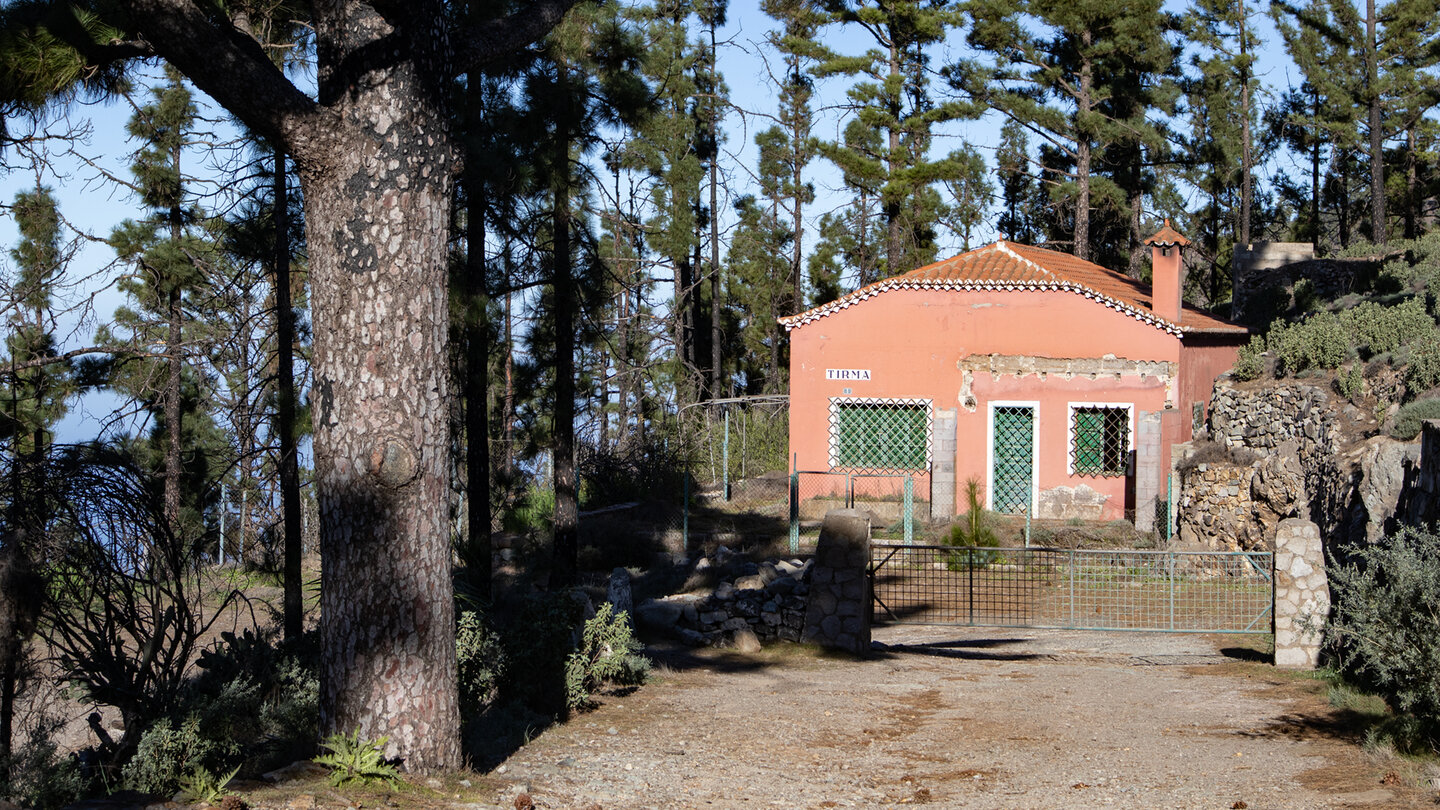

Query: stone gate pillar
(1135, 411), (1162, 533)
(802, 509), (871, 655)
(1274, 518), (1329, 669)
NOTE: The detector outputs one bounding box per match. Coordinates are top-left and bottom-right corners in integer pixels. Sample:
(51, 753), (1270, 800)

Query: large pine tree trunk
(298, 8), (459, 769)
(549, 127), (579, 589)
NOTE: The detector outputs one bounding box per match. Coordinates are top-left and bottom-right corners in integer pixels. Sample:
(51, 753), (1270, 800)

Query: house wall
(788, 288), (1185, 521)
(1177, 334), (1248, 442)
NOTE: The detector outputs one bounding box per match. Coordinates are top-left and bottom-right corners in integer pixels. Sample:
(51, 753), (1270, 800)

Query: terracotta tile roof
(778, 241), (1246, 336)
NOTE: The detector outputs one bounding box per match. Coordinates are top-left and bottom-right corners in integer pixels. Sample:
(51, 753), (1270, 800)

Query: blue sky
(1, 0), (1298, 443)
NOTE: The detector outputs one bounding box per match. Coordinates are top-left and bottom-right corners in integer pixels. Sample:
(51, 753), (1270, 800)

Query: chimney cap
(1144, 219), (1191, 248)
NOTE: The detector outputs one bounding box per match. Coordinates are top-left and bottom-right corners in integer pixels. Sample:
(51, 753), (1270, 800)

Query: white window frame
(1065, 402), (1136, 477)
(827, 397), (933, 472)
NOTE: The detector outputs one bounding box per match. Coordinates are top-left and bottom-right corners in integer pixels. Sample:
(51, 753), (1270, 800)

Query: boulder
(607, 567), (634, 626)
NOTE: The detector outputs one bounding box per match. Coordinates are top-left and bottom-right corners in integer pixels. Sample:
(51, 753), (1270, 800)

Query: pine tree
(1, 185), (72, 782)
(995, 120), (1044, 244)
(100, 72), (225, 535)
(760, 0), (824, 313)
(1184, 0), (1263, 301)
(959, 0), (1177, 263)
(815, 0), (973, 277)
(0, 0), (586, 769)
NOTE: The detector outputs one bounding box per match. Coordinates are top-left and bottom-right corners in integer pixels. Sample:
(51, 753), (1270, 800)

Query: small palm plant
(945, 478), (1001, 569)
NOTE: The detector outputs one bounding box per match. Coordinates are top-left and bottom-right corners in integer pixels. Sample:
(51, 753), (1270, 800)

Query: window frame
(827, 397), (932, 472)
(1067, 402), (1134, 478)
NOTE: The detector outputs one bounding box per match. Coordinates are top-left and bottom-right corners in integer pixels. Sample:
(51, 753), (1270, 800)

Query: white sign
(826, 368), (872, 381)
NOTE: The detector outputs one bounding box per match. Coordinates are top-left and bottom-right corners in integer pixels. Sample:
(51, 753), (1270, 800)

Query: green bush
(1388, 398), (1440, 440)
(1336, 364), (1364, 401)
(564, 603), (650, 711)
(1406, 333), (1440, 395)
(456, 608), (506, 717)
(1268, 312), (1349, 375)
(502, 484), (555, 533)
(1231, 335), (1266, 381)
(1327, 527), (1440, 747)
(122, 716), (216, 794)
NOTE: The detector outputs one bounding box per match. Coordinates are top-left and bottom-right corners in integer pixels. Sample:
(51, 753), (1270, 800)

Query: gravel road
(488, 626), (1434, 809)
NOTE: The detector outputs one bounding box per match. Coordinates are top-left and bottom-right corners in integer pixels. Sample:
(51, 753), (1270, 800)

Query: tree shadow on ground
(870, 637), (1045, 662)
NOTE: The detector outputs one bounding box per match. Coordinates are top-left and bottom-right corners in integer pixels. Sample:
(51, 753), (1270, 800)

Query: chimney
(1145, 220), (1190, 324)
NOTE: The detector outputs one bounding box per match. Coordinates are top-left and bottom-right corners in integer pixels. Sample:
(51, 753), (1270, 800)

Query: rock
(607, 567), (634, 626)
(734, 574), (766, 591)
(1355, 437), (1422, 544)
(766, 575), (797, 595)
(713, 581), (736, 600)
(635, 598), (683, 632)
(732, 627), (763, 653)
(513, 793), (535, 810)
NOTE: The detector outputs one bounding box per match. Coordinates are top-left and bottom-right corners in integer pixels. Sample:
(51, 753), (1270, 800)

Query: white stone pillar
(1273, 518), (1329, 669)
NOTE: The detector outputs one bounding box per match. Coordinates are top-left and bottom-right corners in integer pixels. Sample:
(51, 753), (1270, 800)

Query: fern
(312, 731), (400, 788)
(177, 765), (240, 805)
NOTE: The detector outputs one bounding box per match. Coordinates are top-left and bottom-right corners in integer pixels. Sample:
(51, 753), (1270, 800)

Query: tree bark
(273, 147), (305, 640)
(300, 7), (460, 771)
(1073, 35), (1094, 263)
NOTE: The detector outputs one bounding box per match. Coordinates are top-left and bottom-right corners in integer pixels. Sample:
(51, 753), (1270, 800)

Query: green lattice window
(1071, 405), (1131, 477)
(830, 399), (929, 471)
(991, 405), (1035, 514)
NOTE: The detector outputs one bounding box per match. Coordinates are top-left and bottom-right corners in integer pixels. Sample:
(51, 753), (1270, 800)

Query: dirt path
(488, 627), (1434, 809)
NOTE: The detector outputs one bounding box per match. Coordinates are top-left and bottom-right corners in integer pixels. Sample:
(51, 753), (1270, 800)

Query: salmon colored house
(780, 225), (1248, 529)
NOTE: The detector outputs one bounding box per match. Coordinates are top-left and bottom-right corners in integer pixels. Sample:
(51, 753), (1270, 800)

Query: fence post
(1168, 552), (1176, 631)
(903, 475), (914, 545)
(723, 409), (730, 502)
(683, 472), (690, 555)
(789, 470), (800, 554)
(220, 482), (228, 565)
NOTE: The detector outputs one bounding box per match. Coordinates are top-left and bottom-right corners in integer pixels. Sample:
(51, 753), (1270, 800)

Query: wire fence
(870, 544), (1273, 633)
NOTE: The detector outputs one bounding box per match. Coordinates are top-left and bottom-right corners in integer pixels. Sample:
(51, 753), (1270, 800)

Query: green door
(992, 406), (1034, 514)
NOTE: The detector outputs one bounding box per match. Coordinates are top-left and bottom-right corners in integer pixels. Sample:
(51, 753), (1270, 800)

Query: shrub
(564, 603), (650, 711)
(456, 609), (506, 717)
(1231, 335), (1266, 381)
(1268, 312), (1348, 375)
(1336, 364), (1364, 401)
(1406, 333), (1440, 395)
(1388, 398), (1440, 440)
(1327, 527), (1440, 747)
(121, 716), (216, 794)
(944, 479), (1000, 568)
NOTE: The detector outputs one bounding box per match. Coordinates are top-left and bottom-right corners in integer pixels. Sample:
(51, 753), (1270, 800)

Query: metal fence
(789, 470), (922, 549)
(870, 544), (1273, 634)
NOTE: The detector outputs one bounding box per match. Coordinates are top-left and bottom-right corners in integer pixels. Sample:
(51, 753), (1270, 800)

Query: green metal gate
(991, 405), (1034, 514)
(869, 544), (1274, 634)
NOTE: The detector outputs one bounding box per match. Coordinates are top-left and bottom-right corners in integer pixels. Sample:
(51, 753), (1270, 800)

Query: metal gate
(870, 544), (1273, 634)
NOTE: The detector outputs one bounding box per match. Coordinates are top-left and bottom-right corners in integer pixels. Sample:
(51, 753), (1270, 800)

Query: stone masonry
(1273, 519), (1329, 670)
(801, 509), (872, 655)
